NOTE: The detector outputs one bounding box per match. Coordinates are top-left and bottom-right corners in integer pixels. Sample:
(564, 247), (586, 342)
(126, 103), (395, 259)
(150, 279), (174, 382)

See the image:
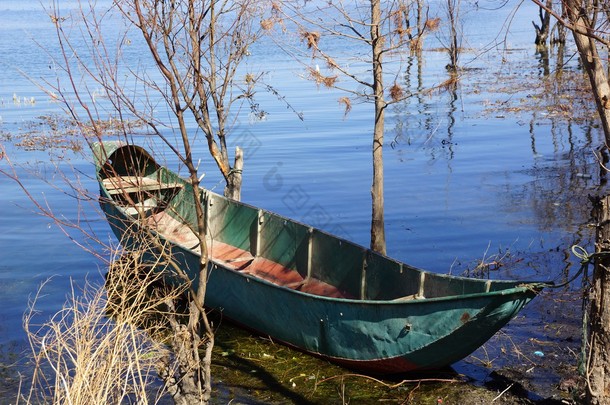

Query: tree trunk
(447, 0), (460, 72)
(565, 1), (610, 145)
(533, 0), (552, 47)
(588, 195), (610, 404)
(224, 146), (243, 201)
(370, 0), (386, 255)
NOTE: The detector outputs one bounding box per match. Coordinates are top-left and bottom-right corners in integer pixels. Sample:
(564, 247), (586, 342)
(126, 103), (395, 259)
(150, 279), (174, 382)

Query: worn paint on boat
(93, 141), (542, 374)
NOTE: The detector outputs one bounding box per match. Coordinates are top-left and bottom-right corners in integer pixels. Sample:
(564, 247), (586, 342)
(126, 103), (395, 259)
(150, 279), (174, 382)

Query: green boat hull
(94, 142), (540, 374)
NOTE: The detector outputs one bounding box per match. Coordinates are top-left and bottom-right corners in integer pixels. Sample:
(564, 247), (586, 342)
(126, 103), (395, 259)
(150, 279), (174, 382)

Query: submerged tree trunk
(589, 195), (610, 404)
(565, 1), (610, 146)
(370, 0), (386, 255)
(446, 0), (460, 72)
(533, 0), (552, 47)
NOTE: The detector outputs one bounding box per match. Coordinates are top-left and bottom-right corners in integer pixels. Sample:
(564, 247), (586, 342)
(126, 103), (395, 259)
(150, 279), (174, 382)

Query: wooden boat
(93, 141), (542, 374)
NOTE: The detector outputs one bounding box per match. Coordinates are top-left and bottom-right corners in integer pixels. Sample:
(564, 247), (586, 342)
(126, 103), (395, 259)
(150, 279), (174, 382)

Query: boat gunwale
(211, 257), (539, 305)
(100, 184), (539, 306)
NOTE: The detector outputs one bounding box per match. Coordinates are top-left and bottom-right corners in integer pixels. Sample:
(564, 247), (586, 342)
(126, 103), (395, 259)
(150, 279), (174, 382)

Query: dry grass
(19, 251), (186, 404)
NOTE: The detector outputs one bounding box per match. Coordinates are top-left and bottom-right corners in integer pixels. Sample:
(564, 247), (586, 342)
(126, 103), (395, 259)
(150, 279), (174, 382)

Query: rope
(572, 245), (593, 265)
(209, 168), (242, 192)
(209, 177), (225, 192)
(538, 245), (610, 289)
(536, 245), (592, 289)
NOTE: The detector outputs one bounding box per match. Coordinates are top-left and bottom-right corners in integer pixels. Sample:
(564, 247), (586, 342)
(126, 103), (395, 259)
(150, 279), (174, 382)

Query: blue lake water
(0, 0), (602, 400)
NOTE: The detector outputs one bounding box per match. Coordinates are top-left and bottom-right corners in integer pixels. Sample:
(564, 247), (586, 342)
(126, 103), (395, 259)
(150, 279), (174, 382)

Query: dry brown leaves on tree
(308, 67), (338, 88)
(302, 31), (320, 50)
(389, 83), (404, 102)
(338, 97), (352, 116)
(425, 17), (441, 31)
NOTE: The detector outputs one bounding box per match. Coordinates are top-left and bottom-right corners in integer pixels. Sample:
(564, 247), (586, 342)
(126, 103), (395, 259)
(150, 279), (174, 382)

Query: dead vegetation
(20, 251), (187, 404)
(307, 67), (338, 88)
(0, 115), (145, 152)
(471, 59), (596, 124)
(300, 31), (321, 51)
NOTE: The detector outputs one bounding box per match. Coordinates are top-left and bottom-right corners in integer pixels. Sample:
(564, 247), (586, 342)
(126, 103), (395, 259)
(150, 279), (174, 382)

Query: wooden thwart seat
(103, 176), (183, 195)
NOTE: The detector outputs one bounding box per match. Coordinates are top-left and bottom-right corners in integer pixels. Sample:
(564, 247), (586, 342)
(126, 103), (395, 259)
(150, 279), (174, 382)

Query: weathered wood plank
(103, 176), (183, 195)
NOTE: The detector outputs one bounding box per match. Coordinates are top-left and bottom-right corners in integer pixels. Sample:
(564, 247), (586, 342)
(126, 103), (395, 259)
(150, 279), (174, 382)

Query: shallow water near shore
(0, 0), (602, 402)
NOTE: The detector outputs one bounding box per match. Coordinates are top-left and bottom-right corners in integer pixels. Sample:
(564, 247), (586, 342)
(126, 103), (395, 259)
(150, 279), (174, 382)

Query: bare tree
(529, 0), (610, 402)
(116, 0), (263, 201)
(21, 0), (271, 403)
(277, 0), (437, 255)
(48, 0), (265, 201)
(531, 0), (610, 145)
(445, 0), (461, 72)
